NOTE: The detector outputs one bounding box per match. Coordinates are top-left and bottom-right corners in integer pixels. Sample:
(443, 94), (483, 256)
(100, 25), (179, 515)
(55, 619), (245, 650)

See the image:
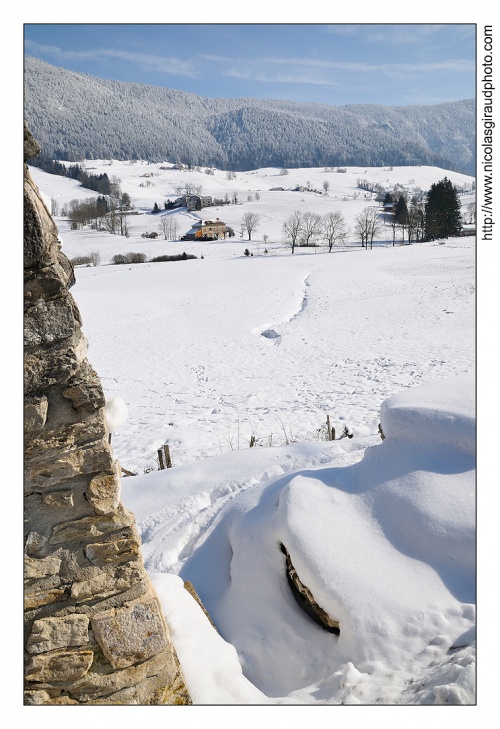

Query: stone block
(24, 554), (62, 580)
(24, 266), (65, 303)
(28, 443), (113, 490)
(63, 361), (106, 412)
(70, 572), (113, 602)
(86, 469), (121, 515)
(26, 614), (90, 654)
(91, 598), (169, 669)
(84, 535), (140, 565)
(50, 510), (135, 546)
(71, 561), (143, 602)
(25, 648), (94, 683)
(24, 297), (77, 348)
(24, 333), (88, 394)
(24, 587), (67, 610)
(25, 415), (108, 461)
(90, 665), (190, 705)
(69, 650), (177, 703)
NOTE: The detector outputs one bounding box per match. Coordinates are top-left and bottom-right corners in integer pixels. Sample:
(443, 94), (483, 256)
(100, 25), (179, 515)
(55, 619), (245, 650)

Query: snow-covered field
(28, 162), (476, 707)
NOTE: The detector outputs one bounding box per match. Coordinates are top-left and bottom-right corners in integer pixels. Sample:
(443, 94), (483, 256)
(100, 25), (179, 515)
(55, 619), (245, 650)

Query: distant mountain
(24, 56), (475, 175)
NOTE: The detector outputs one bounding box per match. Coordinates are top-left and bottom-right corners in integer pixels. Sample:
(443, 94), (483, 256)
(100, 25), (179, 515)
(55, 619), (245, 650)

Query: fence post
(326, 415), (335, 441)
(157, 448), (165, 470)
(163, 444), (173, 468)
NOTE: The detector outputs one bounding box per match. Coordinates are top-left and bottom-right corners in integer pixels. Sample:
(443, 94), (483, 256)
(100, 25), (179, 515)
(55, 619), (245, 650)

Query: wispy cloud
(24, 37), (474, 102)
(324, 23), (475, 47)
(24, 40), (198, 78)
(198, 52), (474, 86)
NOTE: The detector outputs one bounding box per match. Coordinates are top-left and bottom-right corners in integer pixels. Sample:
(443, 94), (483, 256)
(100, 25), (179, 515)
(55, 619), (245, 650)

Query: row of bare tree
(282, 211), (348, 253)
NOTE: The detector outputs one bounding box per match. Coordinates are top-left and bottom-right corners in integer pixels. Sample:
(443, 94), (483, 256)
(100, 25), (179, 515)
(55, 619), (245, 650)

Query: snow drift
(124, 373), (476, 704)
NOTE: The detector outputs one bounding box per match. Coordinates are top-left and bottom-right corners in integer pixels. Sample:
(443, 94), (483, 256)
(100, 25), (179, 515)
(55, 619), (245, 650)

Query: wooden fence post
(157, 448), (165, 470)
(163, 444), (172, 468)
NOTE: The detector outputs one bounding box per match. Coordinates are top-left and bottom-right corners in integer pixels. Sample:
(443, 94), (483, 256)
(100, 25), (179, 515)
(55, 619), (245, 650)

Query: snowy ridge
(24, 56), (475, 173)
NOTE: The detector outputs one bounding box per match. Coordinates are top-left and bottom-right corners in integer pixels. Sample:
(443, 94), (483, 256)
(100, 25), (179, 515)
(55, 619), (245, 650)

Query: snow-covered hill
(29, 159), (474, 263)
(24, 56), (475, 173)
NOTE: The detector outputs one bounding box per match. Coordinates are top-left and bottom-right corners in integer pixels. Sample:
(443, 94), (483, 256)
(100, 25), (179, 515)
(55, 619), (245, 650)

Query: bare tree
(282, 211), (303, 254)
(466, 201), (476, 225)
(322, 211), (348, 251)
(103, 197), (120, 235)
(300, 212), (322, 247)
(158, 215), (179, 240)
(241, 212), (260, 240)
(322, 179), (330, 195)
(354, 207), (382, 249)
(119, 211), (129, 238)
(109, 175), (122, 200)
(406, 205), (421, 244)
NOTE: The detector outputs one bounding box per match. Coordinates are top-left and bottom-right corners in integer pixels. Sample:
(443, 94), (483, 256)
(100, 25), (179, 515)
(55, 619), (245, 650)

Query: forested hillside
(24, 56), (475, 174)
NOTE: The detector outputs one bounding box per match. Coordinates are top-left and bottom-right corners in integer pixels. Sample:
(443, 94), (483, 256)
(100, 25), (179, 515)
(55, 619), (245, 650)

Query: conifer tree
(394, 195), (409, 243)
(424, 177), (462, 240)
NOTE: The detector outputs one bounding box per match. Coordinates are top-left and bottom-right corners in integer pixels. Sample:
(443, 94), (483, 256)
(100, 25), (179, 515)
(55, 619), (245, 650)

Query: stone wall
(23, 123), (190, 705)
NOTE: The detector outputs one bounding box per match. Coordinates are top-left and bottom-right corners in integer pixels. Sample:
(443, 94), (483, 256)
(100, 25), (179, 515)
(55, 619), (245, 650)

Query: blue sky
(24, 23), (475, 106)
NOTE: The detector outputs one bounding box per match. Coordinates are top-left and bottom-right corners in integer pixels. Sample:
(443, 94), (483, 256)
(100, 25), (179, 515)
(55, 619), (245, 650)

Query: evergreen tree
(394, 195), (409, 244)
(394, 195), (408, 225)
(424, 177), (462, 240)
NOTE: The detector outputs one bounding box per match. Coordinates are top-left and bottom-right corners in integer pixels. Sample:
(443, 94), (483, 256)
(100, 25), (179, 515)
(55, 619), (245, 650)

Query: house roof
(185, 222), (202, 235)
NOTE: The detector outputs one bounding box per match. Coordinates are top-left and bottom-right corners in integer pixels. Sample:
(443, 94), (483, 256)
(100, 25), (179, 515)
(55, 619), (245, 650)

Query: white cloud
(324, 23), (475, 47)
(198, 52), (473, 86)
(24, 41), (198, 78)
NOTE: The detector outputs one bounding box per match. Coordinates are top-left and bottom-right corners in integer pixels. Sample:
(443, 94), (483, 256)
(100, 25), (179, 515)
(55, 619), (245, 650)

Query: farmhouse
(182, 218), (228, 241)
(175, 194), (201, 211)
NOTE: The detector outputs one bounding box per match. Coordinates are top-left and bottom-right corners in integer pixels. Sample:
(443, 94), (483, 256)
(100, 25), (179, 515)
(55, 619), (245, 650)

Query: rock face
(23, 122), (190, 705)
